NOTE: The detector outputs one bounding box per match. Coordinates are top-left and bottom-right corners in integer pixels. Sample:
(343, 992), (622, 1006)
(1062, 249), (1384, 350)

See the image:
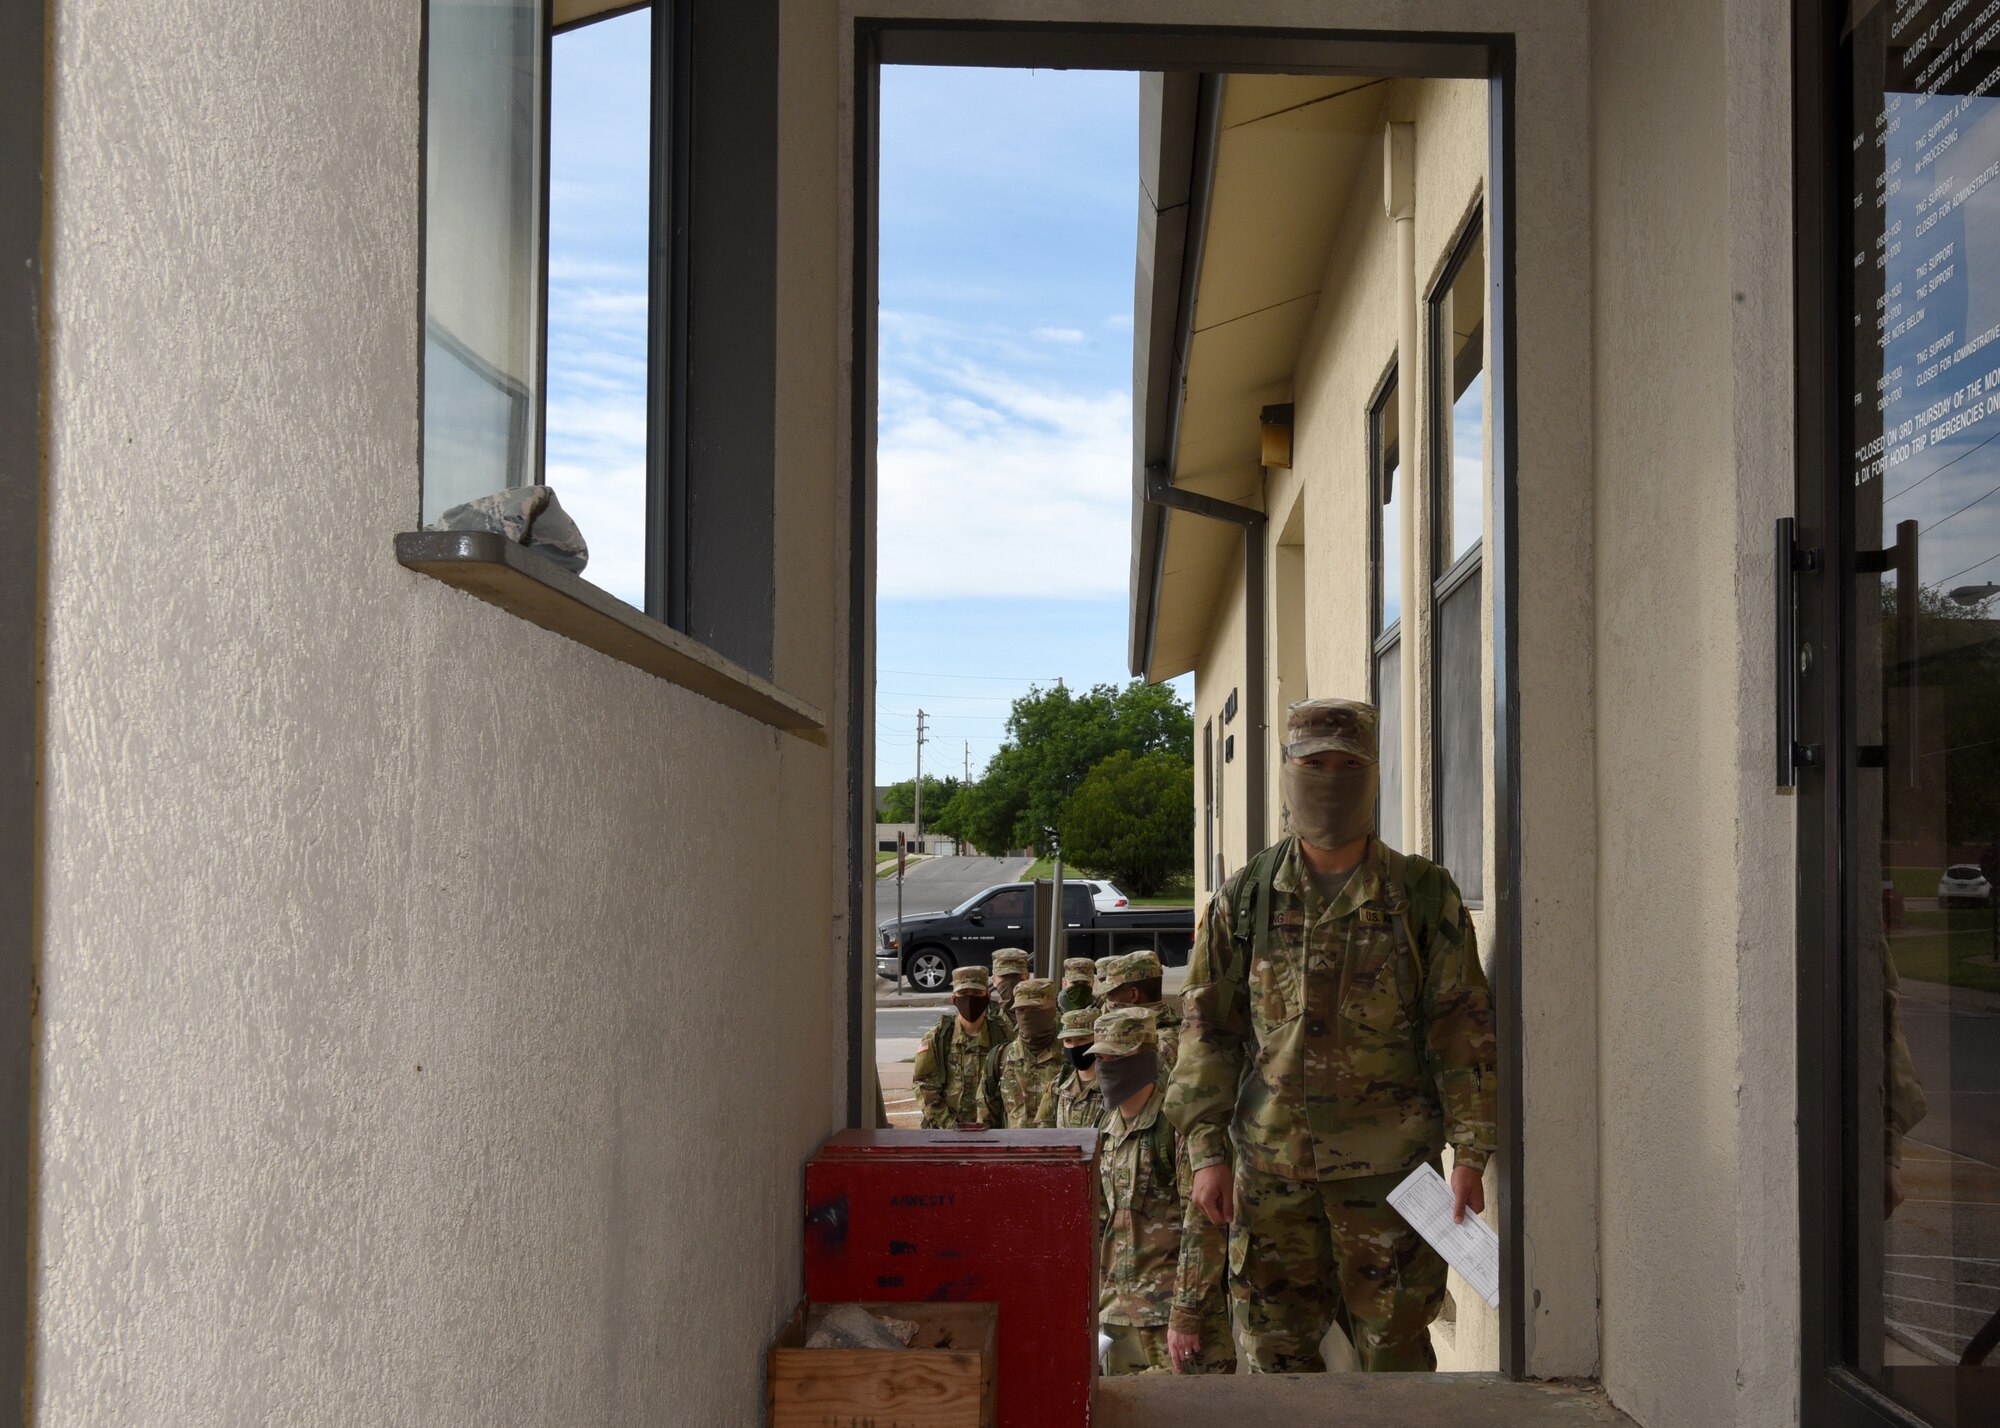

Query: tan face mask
(1282, 761), (1379, 849)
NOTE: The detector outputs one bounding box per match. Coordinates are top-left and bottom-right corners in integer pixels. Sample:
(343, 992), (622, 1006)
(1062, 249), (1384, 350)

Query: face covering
(1095, 1048), (1159, 1109)
(953, 994), (989, 1024)
(995, 978), (1022, 1008)
(1282, 760), (1379, 849)
(1014, 1006), (1058, 1048)
(1058, 984), (1094, 1014)
(1063, 1044), (1096, 1073)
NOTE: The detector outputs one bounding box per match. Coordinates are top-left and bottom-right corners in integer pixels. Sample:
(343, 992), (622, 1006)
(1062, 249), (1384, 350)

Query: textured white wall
(1590, 0), (1797, 1424)
(37, 2), (842, 1424)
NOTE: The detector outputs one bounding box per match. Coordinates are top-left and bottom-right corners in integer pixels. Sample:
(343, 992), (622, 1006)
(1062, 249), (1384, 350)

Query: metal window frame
(1428, 204), (1487, 907)
(849, 17), (1526, 1377)
(1794, 2), (1934, 1423)
(0, 0), (40, 1418)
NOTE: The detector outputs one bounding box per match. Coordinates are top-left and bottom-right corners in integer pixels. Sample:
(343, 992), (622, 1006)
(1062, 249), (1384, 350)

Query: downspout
(1384, 120), (1420, 849)
(1144, 466), (1267, 853)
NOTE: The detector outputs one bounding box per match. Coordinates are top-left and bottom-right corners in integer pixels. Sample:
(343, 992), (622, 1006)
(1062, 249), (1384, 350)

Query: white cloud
(877, 362), (1131, 599)
(1032, 326), (1086, 345)
(1106, 312), (1134, 332)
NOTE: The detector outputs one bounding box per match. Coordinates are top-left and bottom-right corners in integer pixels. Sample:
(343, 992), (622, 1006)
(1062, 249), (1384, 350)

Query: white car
(1078, 879), (1132, 912)
(1938, 864), (1994, 909)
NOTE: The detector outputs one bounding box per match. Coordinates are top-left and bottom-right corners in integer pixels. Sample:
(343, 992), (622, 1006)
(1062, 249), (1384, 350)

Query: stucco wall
(1590, 0), (1797, 1424)
(36, 2), (844, 1423)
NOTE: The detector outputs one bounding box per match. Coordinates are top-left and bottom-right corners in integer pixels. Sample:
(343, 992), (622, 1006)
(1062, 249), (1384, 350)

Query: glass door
(1803, 4), (2000, 1423)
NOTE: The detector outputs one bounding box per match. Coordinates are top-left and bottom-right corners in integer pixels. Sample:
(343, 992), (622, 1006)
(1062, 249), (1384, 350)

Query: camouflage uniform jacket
(1053, 1068), (1104, 1129)
(1097, 1086), (1188, 1327)
(1165, 836), (1497, 1182)
(911, 1014), (1003, 1129)
(984, 1037), (1064, 1128)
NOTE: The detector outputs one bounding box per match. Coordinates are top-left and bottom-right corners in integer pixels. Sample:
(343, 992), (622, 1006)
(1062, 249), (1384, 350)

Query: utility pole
(962, 741), (970, 857)
(913, 709), (927, 856)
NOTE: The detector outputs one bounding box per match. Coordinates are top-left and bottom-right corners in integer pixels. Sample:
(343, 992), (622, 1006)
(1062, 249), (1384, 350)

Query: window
(420, 0), (780, 677)
(543, 8), (653, 610)
(1369, 367), (1403, 850)
(982, 889), (1030, 920)
(421, 0), (547, 519)
(1202, 719), (1216, 891)
(1429, 215), (1486, 903)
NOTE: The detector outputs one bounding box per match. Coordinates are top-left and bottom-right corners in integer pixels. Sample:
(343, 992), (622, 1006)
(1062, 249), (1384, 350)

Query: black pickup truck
(877, 882), (1196, 992)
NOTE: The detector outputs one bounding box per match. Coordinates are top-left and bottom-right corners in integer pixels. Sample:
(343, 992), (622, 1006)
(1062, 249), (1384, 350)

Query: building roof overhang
(1128, 72), (1389, 682)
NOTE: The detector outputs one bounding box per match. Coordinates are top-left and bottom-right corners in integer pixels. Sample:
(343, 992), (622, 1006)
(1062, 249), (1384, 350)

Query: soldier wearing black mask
(910, 965), (1004, 1128)
(1054, 1006), (1104, 1129)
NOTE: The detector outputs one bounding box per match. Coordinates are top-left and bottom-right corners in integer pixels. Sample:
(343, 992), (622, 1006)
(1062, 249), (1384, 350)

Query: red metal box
(803, 1130), (1100, 1428)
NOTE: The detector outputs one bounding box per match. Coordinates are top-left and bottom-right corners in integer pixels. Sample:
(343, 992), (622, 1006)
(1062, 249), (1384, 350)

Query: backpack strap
(1215, 842), (1285, 1035)
(1378, 846), (1453, 1013)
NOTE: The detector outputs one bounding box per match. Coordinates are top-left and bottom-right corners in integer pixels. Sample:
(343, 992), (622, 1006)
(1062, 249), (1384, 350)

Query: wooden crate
(767, 1300), (997, 1428)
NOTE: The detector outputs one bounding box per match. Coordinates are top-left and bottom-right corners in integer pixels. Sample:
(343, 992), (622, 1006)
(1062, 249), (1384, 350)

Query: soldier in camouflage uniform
(1166, 698), (1496, 1374)
(1059, 956), (1098, 1014)
(1053, 1006), (1105, 1129)
(911, 966), (1005, 1129)
(987, 947), (1032, 1042)
(1092, 1008), (1232, 1375)
(1097, 950), (1182, 1073)
(981, 977), (1063, 1128)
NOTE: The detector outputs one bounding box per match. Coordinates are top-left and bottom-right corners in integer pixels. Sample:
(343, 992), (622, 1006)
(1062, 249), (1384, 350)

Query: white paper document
(1386, 1163), (1501, 1309)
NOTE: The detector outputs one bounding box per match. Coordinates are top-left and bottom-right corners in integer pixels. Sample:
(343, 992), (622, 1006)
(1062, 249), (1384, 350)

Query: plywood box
(767, 1300), (997, 1428)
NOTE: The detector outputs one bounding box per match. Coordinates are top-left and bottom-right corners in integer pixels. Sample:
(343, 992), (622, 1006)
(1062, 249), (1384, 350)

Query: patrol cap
(1096, 950), (1163, 994)
(1061, 957), (1096, 986)
(1011, 977), (1057, 1010)
(1060, 1007), (1098, 1041)
(950, 966), (989, 994)
(991, 948), (1032, 978)
(1284, 698), (1378, 763)
(1087, 1006), (1159, 1059)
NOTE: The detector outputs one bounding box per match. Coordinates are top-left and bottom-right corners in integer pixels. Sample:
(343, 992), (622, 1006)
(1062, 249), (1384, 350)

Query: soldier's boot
(1230, 1163), (1334, 1372)
(1325, 1168), (1449, 1373)
(1102, 1324), (1172, 1375)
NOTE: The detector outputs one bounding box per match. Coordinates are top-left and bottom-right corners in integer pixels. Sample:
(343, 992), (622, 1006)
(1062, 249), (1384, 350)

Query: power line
(1930, 548), (2000, 589)
(878, 666), (1063, 682)
(1921, 476), (2000, 536)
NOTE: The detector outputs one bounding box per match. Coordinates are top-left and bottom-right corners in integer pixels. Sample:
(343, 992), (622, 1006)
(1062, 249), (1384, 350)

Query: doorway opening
(851, 19), (1523, 1383)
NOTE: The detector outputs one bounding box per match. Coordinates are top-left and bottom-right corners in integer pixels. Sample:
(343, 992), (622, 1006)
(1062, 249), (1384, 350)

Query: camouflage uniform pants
(1102, 1323), (1171, 1375)
(1230, 1162), (1445, 1373)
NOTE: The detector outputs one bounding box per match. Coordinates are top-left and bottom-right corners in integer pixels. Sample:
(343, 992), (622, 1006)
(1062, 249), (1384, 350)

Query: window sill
(395, 531), (826, 744)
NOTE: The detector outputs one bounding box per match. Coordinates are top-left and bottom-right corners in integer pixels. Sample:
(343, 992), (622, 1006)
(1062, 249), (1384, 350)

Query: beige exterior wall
(35, 1), (848, 1424)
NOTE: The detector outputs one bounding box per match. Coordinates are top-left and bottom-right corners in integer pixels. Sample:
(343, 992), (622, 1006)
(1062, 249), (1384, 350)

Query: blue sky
(544, 37), (1188, 783)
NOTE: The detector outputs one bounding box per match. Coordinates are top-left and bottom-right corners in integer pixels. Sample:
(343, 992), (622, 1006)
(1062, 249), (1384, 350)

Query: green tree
(878, 775), (962, 826)
(1058, 750), (1195, 896)
(978, 681), (1193, 852)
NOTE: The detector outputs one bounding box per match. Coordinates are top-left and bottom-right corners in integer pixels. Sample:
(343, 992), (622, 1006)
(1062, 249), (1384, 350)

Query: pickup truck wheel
(906, 948), (953, 993)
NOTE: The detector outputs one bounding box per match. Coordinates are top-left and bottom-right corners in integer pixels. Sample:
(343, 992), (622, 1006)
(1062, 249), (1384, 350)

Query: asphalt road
(876, 853), (1030, 922)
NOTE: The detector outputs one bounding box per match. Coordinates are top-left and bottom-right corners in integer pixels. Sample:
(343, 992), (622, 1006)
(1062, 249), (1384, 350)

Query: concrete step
(1095, 1373), (1635, 1428)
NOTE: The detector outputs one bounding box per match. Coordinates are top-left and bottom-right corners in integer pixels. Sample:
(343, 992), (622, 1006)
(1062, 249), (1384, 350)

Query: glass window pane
(1376, 381), (1401, 633)
(422, 0), (546, 522)
(1375, 638), (1402, 850)
(1842, 7), (2000, 1419)
(1436, 575), (1483, 903)
(546, 9), (652, 609)
(1438, 232), (1486, 572)
(1449, 370), (1485, 568)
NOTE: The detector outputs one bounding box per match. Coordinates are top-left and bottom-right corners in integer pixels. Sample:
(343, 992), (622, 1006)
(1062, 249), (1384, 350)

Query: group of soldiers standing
(911, 944), (1230, 1374)
(908, 698), (1500, 1379)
